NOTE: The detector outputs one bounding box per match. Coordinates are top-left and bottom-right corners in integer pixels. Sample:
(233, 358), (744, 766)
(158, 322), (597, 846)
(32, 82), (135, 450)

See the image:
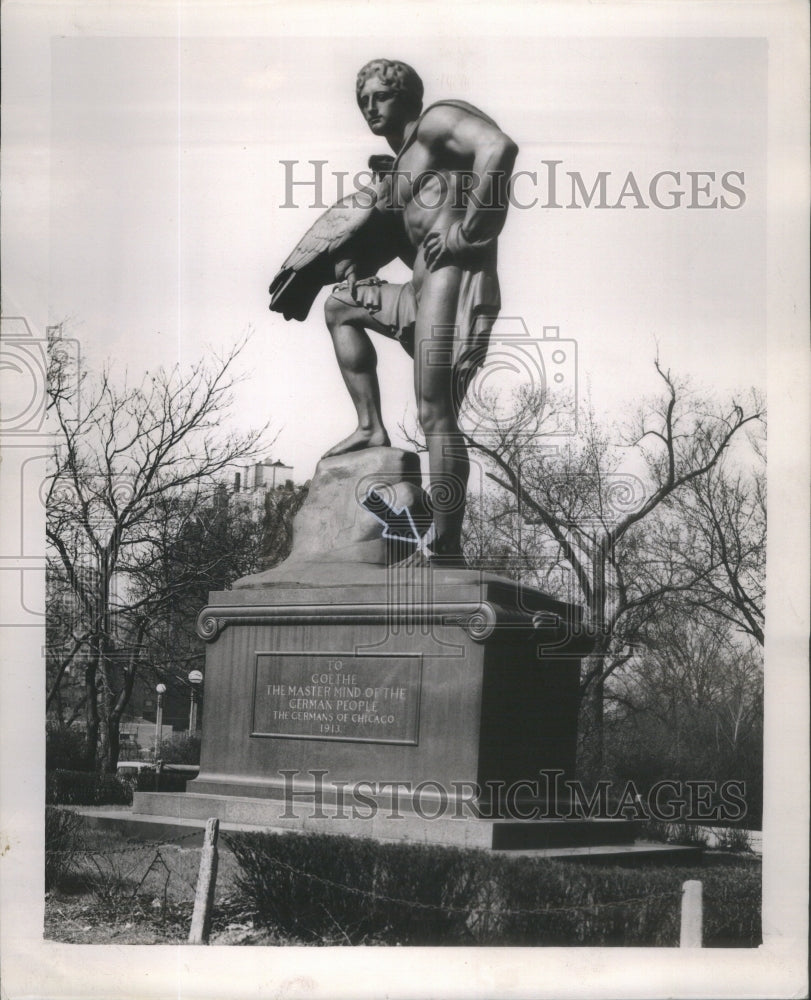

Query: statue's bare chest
(381, 143), (465, 217)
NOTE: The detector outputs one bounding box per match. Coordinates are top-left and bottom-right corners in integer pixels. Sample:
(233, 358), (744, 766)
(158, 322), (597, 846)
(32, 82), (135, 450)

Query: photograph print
(0, 2), (808, 999)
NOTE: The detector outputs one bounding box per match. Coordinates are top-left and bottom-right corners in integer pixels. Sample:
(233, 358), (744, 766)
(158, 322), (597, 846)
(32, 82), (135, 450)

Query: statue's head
(356, 59), (424, 136)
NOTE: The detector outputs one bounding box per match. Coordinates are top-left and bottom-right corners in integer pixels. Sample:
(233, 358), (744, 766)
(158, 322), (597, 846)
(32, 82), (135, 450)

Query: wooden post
(680, 879), (703, 947)
(189, 818), (219, 944)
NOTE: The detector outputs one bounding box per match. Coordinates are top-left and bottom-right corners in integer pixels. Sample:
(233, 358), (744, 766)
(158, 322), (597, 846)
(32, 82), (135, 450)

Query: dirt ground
(44, 822), (293, 945)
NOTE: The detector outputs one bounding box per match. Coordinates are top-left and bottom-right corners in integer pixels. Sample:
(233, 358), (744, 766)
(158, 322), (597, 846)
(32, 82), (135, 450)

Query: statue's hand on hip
(422, 229), (459, 272)
(424, 222), (493, 271)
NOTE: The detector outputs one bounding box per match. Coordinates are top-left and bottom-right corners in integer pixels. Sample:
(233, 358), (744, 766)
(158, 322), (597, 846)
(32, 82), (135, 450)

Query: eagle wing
(269, 178), (402, 321)
(278, 190), (376, 273)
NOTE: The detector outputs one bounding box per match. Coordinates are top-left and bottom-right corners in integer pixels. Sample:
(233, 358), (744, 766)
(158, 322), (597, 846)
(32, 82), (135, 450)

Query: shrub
(46, 769), (133, 806)
(133, 769), (189, 794)
(668, 823), (710, 847)
(226, 831), (762, 947)
(698, 864), (762, 946)
(493, 861), (681, 946)
(226, 832), (476, 944)
(157, 734), (201, 765)
(45, 807), (87, 890)
(714, 826), (752, 853)
(46, 724), (90, 772)
(638, 818), (670, 843)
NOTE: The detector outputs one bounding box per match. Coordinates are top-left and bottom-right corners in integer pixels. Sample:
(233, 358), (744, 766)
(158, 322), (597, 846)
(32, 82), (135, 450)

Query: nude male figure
(321, 59), (518, 564)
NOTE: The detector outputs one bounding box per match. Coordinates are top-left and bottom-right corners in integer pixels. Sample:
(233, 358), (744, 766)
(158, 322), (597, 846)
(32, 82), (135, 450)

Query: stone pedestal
(198, 571), (582, 805)
(130, 448), (641, 851)
(132, 566), (611, 848)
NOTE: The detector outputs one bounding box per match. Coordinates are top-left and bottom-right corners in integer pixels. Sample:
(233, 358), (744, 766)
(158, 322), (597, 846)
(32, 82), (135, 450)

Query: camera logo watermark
(0, 319), (81, 629)
(457, 320), (578, 442)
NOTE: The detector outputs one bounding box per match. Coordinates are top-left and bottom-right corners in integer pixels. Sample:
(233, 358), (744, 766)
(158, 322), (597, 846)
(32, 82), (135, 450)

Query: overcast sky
(5, 19), (767, 479)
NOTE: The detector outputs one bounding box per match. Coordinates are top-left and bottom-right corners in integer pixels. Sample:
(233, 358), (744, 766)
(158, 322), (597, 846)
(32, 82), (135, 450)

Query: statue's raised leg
(322, 293), (392, 457)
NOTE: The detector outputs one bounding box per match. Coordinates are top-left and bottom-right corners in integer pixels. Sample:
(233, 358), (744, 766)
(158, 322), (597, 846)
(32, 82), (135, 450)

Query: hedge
(45, 767), (191, 805)
(226, 830), (761, 947)
(46, 769), (133, 806)
(134, 770), (189, 794)
(157, 733), (201, 765)
(46, 725), (91, 772)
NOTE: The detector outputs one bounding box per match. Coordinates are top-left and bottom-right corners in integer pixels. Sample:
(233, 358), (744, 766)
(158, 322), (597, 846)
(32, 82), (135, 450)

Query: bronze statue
(269, 59), (518, 565)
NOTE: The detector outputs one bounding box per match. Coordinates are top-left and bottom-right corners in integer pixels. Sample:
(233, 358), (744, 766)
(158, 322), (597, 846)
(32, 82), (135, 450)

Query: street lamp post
(188, 670), (203, 735)
(154, 682), (167, 761)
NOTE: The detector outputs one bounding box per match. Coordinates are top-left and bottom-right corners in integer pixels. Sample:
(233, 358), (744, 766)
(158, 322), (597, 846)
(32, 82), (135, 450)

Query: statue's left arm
(421, 105), (519, 270)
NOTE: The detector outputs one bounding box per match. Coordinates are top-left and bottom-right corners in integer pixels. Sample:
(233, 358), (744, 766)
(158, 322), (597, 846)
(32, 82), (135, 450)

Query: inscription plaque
(252, 652), (422, 744)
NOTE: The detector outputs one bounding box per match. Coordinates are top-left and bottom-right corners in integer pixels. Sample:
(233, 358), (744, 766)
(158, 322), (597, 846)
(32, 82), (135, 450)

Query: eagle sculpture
(269, 156), (404, 321)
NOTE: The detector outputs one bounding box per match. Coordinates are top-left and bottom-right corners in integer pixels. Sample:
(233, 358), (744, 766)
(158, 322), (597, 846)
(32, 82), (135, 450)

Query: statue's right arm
(333, 256), (359, 298)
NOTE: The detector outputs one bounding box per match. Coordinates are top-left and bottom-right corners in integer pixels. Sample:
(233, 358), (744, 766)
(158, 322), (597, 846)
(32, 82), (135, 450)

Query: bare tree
(441, 361), (765, 774)
(662, 457), (765, 645)
(121, 483), (265, 693)
(46, 333), (270, 771)
(606, 607), (763, 820)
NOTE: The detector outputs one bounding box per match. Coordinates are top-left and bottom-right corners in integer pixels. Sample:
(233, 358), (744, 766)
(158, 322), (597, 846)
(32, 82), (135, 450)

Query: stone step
(491, 818), (640, 850)
(73, 808), (270, 848)
(74, 805), (699, 862)
(130, 791), (647, 850)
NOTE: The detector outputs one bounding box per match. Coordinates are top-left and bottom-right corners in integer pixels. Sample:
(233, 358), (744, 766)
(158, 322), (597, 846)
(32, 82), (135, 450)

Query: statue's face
(358, 75), (411, 136)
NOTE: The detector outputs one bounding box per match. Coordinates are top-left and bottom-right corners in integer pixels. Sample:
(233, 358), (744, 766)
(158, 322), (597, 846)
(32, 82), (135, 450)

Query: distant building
(236, 458), (295, 493)
(233, 458), (297, 517)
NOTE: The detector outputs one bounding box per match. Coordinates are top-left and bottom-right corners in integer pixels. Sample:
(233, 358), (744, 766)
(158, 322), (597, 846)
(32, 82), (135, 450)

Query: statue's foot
(322, 427), (390, 458)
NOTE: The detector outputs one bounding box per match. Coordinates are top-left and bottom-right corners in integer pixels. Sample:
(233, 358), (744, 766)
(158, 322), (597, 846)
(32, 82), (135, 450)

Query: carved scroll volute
(196, 608), (224, 642)
(463, 603), (499, 642)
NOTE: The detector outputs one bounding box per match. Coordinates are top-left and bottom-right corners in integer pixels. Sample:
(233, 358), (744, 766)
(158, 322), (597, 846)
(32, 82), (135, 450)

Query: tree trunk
(575, 534), (610, 781)
(53, 680), (66, 727)
(577, 631), (611, 782)
(83, 639), (100, 771)
(96, 635), (116, 773)
(577, 666), (605, 782)
(103, 718), (121, 775)
(104, 623), (146, 773)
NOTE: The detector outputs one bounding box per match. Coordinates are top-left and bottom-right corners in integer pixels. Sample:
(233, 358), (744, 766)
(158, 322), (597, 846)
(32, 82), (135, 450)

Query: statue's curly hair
(356, 59), (424, 116)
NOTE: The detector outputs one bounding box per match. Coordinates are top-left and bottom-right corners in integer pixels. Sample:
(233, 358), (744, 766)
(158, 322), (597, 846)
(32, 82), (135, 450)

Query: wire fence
(254, 854), (682, 918)
(49, 828), (202, 855)
(45, 815), (719, 946)
(47, 835), (680, 916)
